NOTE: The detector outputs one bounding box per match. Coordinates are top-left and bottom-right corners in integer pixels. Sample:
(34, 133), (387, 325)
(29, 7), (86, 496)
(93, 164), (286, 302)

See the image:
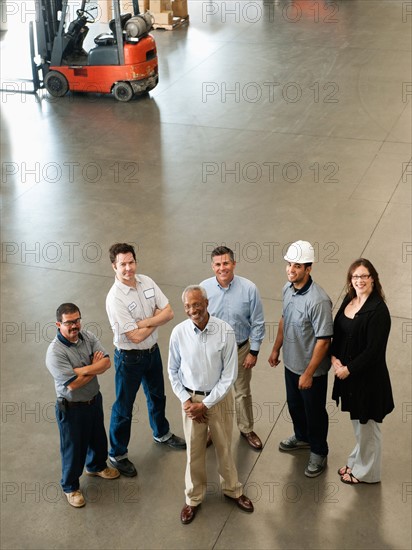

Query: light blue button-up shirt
(200, 275), (265, 352)
(168, 315), (238, 408)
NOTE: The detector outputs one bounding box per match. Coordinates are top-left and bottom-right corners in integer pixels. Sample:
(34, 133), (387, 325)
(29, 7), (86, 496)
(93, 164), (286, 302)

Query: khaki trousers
(183, 391), (242, 506)
(234, 342), (254, 433)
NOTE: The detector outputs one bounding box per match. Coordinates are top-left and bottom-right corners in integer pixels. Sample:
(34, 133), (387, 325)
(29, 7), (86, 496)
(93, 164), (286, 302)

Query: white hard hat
(284, 240), (315, 263)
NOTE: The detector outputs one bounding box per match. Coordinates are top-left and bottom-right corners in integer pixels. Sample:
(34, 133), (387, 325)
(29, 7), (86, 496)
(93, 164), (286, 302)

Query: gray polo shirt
(282, 278), (333, 376)
(46, 330), (107, 401)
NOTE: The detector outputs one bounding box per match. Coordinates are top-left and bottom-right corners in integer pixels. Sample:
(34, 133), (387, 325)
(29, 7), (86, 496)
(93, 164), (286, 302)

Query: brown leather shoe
(65, 490), (85, 508)
(225, 494), (254, 513)
(241, 431), (263, 450)
(206, 429), (213, 448)
(180, 504), (199, 524)
(85, 467), (120, 479)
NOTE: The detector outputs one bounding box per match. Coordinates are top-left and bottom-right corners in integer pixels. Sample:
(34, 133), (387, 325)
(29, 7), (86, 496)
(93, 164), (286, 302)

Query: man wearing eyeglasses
(268, 241), (333, 478)
(46, 303), (119, 508)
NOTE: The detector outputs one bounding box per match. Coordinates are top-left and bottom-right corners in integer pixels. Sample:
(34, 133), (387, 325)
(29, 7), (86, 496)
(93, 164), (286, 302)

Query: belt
(66, 396), (96, 407)
(185, 387), (211, 396)
(117, 343), (158, 355)
(238, 339), (249, 349)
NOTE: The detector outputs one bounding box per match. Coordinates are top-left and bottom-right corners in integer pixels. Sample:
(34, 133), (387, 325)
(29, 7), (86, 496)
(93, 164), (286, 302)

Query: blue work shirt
(200, 275), (265, 353)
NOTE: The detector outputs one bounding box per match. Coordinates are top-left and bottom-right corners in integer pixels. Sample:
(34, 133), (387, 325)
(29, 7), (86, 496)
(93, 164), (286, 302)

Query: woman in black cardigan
(331, 259), (394, 484)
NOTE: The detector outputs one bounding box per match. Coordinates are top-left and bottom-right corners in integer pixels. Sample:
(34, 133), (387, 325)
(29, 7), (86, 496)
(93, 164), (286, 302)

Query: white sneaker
(305, 453), (327, 478)
(65, 490), (85, 508)
(279, 435), (310, 452)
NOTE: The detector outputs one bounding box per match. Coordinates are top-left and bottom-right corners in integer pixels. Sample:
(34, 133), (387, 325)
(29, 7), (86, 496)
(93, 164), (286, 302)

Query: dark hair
(211, 246), (235, 262)
(56, 303), (81, 322)
(109, 243), (136, 264)
(346, 258), (385, 301)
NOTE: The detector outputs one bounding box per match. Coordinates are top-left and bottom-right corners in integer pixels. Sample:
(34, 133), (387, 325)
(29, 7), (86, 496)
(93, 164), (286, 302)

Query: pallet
(152, 15), (189, 30)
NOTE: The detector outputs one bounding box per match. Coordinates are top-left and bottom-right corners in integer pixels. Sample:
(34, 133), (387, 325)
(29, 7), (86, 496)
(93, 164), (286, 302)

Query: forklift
(31, 0), (159, 101)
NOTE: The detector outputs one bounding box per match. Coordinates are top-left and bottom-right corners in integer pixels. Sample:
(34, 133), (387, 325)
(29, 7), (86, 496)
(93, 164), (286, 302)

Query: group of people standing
(45, 240), (394, 522)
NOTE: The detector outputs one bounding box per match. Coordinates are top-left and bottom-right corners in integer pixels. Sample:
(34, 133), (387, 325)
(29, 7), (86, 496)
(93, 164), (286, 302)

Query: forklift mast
(35, 0), (63, 67)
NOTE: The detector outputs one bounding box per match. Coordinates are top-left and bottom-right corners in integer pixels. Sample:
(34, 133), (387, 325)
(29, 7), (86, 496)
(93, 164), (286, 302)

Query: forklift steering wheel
(76, 9), (96, 23)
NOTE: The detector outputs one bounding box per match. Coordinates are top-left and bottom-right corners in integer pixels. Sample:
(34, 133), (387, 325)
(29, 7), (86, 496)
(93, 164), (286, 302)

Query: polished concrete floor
(1, 1), (411, 549)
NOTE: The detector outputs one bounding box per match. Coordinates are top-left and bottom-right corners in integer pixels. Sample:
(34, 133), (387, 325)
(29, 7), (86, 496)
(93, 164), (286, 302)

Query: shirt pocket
(284, 301), (312, 343)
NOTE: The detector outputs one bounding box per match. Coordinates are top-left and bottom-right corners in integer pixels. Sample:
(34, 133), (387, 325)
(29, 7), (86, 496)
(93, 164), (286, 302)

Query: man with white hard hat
(268, 240), (333, 477)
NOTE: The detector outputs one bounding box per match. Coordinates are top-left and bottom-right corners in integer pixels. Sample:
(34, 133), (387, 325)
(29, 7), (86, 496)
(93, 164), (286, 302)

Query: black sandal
(341, 472), (363, 485)
(337, 465), (351, 476)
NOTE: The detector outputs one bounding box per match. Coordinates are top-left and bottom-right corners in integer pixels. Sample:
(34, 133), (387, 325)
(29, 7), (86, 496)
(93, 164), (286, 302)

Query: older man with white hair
(168, 285), (254, 525)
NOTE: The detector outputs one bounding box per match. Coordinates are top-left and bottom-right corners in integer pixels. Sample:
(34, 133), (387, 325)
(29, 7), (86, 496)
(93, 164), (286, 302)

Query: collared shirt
(106, 274), (169, 350)
(200, 275), (265, 351)
(168, 315), (238, 408)
(45, 330), (107, 401)
(282, 276), (333, 376)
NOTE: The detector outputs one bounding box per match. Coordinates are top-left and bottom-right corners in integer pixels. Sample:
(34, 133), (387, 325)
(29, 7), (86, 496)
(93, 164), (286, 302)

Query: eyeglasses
(61, 318), (82, 327)
(351, 274), (371, 281)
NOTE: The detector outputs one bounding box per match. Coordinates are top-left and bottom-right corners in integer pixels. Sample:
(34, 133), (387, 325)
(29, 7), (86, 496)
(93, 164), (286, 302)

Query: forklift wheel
(113, 82), (134, 102)
(45, 71), (69, 97)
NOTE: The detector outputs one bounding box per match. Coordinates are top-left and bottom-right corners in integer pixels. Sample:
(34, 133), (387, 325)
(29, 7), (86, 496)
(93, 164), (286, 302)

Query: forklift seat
(94, 33), (116, 46)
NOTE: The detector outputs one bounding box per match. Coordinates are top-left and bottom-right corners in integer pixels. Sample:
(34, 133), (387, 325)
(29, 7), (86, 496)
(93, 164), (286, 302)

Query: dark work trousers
(56, 391), (108, 493)
(284, 367), (329, 456)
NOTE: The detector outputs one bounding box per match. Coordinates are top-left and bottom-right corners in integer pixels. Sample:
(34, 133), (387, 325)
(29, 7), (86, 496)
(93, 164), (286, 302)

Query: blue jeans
(284, 367), (329, 456)
(109, 346), (170, 458)
(56, 391), (108, 493)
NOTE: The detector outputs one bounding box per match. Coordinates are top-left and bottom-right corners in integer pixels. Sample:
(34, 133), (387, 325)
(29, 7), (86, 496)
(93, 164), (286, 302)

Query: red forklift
(31, 0), (159, 101)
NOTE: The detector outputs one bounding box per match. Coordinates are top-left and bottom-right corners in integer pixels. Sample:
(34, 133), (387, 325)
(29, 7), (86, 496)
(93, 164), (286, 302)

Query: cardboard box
(172, 0), (188, 18)
(100, 1), (154, 20)
(153, 10), (173, 24)
(138, 0), (150, 11)
(150, 0), (172, 13)
(99, 0), (111, 22)
(120, 1), (133, 12)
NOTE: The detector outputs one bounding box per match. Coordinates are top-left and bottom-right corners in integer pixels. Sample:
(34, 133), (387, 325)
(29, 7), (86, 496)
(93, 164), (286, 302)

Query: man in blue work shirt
(201, 246), (265, 450)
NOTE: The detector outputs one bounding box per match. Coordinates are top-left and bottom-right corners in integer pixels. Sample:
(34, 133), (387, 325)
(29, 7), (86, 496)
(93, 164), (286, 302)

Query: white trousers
(347, 419), (382, 483)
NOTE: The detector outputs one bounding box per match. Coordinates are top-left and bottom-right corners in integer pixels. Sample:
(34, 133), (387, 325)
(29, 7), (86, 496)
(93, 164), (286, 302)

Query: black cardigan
(331, 291), (394, 423)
